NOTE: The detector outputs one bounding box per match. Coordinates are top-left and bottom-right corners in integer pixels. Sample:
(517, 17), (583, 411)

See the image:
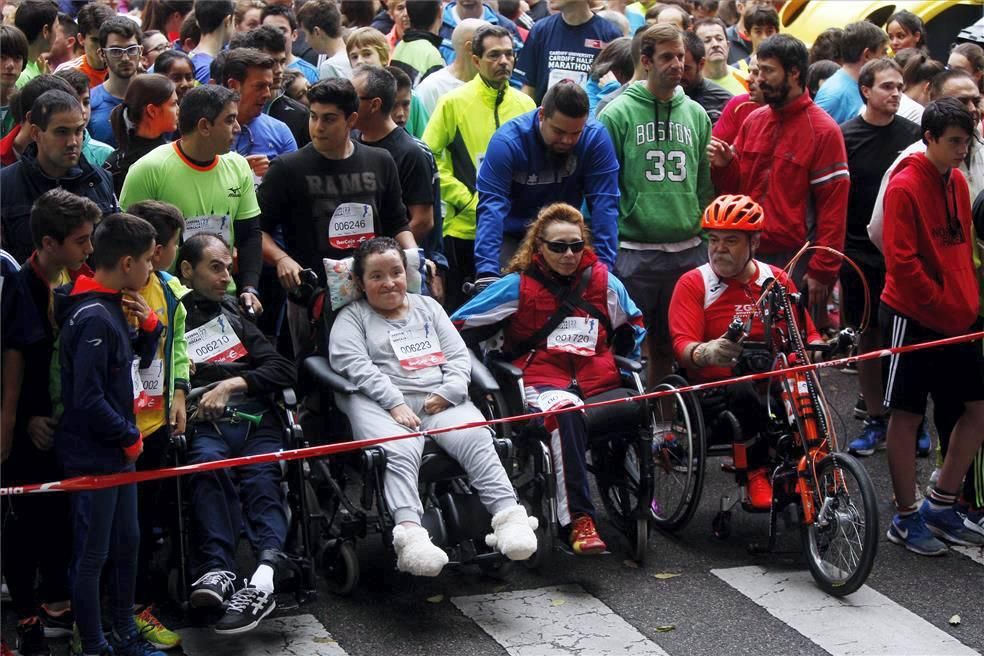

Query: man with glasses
(88, 17), (141, 147)
(423, 24), (534, 309)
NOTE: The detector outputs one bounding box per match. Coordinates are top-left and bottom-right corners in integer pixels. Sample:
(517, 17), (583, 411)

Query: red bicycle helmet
(701, 195), (765, 232)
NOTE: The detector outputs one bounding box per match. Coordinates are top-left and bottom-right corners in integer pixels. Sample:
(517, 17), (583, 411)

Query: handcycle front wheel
(801, 452), (879, 597)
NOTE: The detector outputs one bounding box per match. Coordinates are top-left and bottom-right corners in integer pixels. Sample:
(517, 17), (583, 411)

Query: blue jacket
(474, 109), (620, 277)
(53, 276), (162, 475)
(0, 143), (118, 263)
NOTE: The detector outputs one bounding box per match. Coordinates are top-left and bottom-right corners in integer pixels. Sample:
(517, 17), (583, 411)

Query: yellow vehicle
(780, 0), (983, 59)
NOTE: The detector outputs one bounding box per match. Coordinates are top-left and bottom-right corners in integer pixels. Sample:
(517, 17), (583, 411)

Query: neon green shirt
(15, 60), (41, 89)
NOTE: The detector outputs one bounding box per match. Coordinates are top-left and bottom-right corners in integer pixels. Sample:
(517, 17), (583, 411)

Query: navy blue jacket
(475, 109), (620, 277)
(0, 144), (118, 264)
(54, 276), (162, 475)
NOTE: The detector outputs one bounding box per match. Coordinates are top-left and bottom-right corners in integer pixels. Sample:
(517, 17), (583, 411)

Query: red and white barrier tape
(3, 329), (982, 496)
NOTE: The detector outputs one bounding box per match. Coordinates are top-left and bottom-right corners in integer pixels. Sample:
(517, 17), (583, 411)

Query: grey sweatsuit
(329, 294), (516, 525)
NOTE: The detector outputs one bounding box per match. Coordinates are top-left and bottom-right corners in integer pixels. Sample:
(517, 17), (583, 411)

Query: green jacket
(423, 74), (535, 240)
(598, 82), (713, 245)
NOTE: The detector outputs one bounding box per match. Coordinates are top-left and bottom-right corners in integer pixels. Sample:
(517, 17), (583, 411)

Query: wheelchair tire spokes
(649, 377), (706, 532)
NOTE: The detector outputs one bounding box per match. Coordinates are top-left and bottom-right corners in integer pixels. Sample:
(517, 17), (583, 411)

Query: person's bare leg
(887, 410), (922, 509)
(857, 329), (885, 417)
(937, 401), (984, 493)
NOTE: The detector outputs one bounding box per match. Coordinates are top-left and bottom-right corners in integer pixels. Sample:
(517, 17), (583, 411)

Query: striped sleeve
(450, 273), (522, 335)
(809, 161), (850, 187)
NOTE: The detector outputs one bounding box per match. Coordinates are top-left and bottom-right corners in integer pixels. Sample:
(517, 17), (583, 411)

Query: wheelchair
(161, 384), (321, 610)
(658, 277), (879, 597)
(471, 344), (704, 565)
(297, 353), (517, 591)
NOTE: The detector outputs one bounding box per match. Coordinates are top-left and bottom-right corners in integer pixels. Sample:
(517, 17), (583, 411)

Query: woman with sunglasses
(453, 203), (646, 556)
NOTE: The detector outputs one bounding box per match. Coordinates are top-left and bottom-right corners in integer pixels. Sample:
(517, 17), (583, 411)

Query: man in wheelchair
(669, 195), (822, 510)
(453, 203), (647, 555)
(177, 234), (296, 634)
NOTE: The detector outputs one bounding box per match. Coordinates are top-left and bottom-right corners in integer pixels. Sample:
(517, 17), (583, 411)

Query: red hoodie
(880, 152), (979, 336)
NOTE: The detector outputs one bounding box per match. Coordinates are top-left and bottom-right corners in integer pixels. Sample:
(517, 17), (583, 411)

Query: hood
(623, 81), (685, 108)
(159, 270), (192, 301)
(403, 29), (443, 48)
(890, 151), (963, 235)
(443, 2), (500, 28)
(889, 151), (942, 184)
(53, 275), (121, 326)
(20, 142), (98, 184)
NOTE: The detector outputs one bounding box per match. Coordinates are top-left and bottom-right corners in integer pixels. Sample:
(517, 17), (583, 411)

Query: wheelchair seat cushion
(583, 388), (643, 439)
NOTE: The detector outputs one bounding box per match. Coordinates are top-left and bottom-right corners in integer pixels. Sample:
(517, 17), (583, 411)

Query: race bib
(535, 389), (584, 411)
(547, 68), (587, 90)
(389, 322), (447, 370)
(184, 215), (233, 244)
(137, 358), (165, 411)
(186, 316), (248, 364)
(328, 203), (374, 250)
(131, 358), (151, 412)
(547, 317), (599, 356)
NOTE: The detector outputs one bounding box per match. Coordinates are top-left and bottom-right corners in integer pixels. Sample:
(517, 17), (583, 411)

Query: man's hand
(239, 291), (263, 317)
(170, 389), (187, 435)
(122, 290), (152, 326)
(276, 255), (304, 291)
(27, 416), (57, 451)
(804, 274), (830, 313)
(423, 393), (450, 415)
(245, 154), (270, 178)
(706, 136), (735, 168)
(389, 403), (421, 429)
(195, 381), (234, 422)
(695, 338), (743, 368)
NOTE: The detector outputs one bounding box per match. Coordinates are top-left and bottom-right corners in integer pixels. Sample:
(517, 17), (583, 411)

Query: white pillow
(323, 248), (425, 311)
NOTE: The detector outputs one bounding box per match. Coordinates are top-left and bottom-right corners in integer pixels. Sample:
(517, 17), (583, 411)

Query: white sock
(250, 563), (275, 594)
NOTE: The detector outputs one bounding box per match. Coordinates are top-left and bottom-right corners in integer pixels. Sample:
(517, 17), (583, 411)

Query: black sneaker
(16, 616), (51, 656)
(853, 394), (868, 421)
(213, 586), (276, 635)
(190, 570), (237, 609)
(39, 604), (74, 639)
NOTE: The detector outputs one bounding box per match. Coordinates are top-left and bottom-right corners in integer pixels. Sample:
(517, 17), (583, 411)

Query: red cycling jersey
(669, 260), (821, 382)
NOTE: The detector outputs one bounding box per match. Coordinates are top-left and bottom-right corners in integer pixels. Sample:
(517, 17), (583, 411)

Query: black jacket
(1, 144), (118, 263)
(183, 292), (295, 397)
(268, 94), (311, 149)
(685, 78), (733, 126)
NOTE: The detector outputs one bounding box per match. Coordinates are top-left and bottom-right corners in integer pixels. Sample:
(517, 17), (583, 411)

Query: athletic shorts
(615, 245), (707, 346)
(880, 304), (984, 416)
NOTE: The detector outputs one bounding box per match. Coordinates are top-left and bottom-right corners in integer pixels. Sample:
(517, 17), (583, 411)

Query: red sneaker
(747, 468), (773, 510)
(1, 639), (14, 656)
(570, 514), (607, 555)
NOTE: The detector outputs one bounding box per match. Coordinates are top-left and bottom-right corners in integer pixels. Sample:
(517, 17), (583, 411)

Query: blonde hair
(346, 27), (390, 65)
(505, 203), (594, 274)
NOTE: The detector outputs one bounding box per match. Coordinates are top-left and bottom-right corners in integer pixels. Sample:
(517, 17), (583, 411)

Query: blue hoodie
(54, 276), (162, 475)
(474, 109), (620, 277)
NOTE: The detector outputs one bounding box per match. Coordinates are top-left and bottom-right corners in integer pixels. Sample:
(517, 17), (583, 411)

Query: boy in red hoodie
(881, 97), (984, 556)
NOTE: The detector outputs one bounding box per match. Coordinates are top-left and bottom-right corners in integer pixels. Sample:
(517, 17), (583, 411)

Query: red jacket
(505, 250), (622, 398)
(0, 124), (21, 166)
(881, 153), (979, 336)
(712, 92), (850, 286)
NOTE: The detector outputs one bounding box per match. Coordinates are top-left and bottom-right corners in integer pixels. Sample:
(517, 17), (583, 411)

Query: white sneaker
(486, 505), (538, 561)
(392, 524), (448, 577)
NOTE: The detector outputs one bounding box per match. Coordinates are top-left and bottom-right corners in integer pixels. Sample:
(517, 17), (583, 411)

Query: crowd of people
(1, 0), (984, 654)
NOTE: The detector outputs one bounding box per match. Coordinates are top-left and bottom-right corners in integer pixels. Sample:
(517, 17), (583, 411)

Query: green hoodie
(598, 82), (713, 245)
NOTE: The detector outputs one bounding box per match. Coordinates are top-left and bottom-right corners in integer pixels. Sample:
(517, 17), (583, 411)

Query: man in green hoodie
(598, 23), (713, 385)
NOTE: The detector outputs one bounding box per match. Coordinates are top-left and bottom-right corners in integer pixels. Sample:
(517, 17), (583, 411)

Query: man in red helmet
(669, 194), (821, 509)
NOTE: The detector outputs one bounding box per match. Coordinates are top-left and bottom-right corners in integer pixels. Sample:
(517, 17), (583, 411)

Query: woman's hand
(423, 394), (450, 415)
(389, 403), (421, 429)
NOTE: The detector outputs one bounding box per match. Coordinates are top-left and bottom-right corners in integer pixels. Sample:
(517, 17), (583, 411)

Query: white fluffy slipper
(392, 524), (448, 577)
(486, 505), (539, 561)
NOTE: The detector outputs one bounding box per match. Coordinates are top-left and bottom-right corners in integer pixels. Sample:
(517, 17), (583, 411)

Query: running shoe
(847, 418), (886, 457)
(213, 586), (276, 635)
(959, 506), (984, 538)
(189, 570), (237, 609)
(569, 514), (606, 555)
(747, 468), (773, 510)
(886, 512), (948, 556)
(921, 500), (984, 546)
(39, 603), (73, 639)
(134, 607), (181, 651)
(111, 630), (166, 656)
(15, 616), (50, 656)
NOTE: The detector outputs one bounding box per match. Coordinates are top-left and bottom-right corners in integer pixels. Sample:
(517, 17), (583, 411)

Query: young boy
(125, 200), (190, 652)
(3, 188), (98, 656)
(881, 97), (984, 555)
(53, 213), (165, 656)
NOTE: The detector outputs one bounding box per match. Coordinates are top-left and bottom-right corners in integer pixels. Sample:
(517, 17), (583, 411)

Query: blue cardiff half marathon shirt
(515, 13), (622, 103)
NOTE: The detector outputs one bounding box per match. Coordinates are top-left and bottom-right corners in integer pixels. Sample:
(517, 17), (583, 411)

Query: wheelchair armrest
(489, 358), (524, 382)
(614, 356), (643, 374)
(279, 387), (298, 407)
(469, 351), (501, 393)
(301, 355), (360, 395)
(186, 383), (219, 405)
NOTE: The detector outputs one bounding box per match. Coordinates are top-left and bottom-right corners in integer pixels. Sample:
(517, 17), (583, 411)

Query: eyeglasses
(104, 45), (143, 59)
(540, 239), (585, 254)
(146, 43), (169, 55)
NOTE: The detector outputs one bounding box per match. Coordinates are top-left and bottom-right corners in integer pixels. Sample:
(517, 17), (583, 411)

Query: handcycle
(655, 274), (879, 596)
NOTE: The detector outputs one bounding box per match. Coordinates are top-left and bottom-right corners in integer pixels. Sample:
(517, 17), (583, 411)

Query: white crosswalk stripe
(712, 565), (981, 656)
(953, 545), (984, 566)
(178, 614), (349, 655)
(451, 584), (671, 656)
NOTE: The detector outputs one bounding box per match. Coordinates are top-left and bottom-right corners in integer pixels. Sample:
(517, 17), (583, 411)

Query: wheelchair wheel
(321, 541), (359, 596)
(521, 490), (554, 570)
(593, 438), (650, 563)
(800, 453), (878, 597)
(649, 375), (706, 532)
(473, 388), (513, 441)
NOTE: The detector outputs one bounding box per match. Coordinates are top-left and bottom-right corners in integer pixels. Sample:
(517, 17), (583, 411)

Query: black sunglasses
(540, 239), (585, 254)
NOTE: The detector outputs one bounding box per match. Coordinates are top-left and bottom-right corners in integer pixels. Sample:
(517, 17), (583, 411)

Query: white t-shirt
(415, 68), (465, 118)
(319, 50), (353, 81)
